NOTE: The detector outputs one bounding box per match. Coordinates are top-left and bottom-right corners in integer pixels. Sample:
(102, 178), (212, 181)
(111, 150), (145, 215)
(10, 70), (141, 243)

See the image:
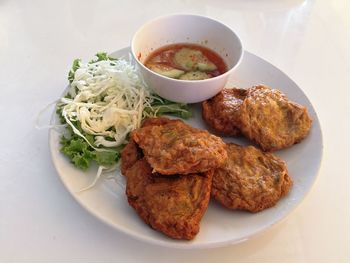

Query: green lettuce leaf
(60, 137), (93, 170)
(68, 59), (81, 84)
(60, 136), (120, 170)
(89, 52), (117, 63)
(146, 95), (192, 119)
(94, 151), (119, 166)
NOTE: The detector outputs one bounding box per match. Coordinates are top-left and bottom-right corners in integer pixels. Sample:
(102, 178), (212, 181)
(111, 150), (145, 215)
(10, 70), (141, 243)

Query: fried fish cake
(239, 85), (312, 151)
(125, 158), (213, 240)
(211, 143), (292, 213)
(120, 139), (142, 176)
(141, 116), (183, 127)
(121, 117), (180, 176)
(132, 117), (227, 175)
(202, 88), (247, 136)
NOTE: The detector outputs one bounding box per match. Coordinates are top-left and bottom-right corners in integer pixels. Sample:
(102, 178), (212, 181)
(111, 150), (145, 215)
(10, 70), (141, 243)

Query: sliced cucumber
(197, 62), (217, 72)
(147, 64), (185, 79)
(179, 71), (210, 80)
(174, 48), (217, 72)
(174, 48), (201, 71)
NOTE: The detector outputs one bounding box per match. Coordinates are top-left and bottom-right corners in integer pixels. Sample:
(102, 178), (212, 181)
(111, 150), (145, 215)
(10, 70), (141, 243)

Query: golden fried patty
(239, 85), (312, 151)
(121, 117), (181, 176)
(120, 139), (142, 176)
(141, 116), (183, 127)
(211, 143), (292, 213)
(202, 88), (247, 136)
(125, 159), (213, 240)
(131, 117), (227, 175)
(121, 119), (214, 240)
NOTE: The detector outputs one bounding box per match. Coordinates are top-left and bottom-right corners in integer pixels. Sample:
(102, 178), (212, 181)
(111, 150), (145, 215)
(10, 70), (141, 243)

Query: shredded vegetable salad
(57, 52), (191, 172)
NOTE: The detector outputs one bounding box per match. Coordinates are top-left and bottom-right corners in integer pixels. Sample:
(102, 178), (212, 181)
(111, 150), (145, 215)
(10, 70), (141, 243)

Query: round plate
(49, 47), (323, 249)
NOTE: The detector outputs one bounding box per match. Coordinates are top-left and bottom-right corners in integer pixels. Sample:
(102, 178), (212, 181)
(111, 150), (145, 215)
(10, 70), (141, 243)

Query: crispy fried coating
(211, 143), (292, 213)
(121, 117), (180, 176)
(120, 139), (142, 176)
(142, 116), (183, 127)
(202, 88), (247, 136)
(125, 159), (213, 240)
(121, 120), (214, 240)
(132, 117), (227, 175)
(239, 85), (312, 151)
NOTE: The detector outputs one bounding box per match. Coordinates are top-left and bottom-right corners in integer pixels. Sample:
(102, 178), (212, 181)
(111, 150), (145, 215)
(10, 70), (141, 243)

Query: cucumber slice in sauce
(147, 64), (185, 79)
(174, 48), (217, 72)
(179, 71), (210, 80)
(197, 62), (217, 72)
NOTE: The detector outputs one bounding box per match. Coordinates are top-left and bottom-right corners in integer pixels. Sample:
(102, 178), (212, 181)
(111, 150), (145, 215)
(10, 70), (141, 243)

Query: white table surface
(1, 0), (349, 262)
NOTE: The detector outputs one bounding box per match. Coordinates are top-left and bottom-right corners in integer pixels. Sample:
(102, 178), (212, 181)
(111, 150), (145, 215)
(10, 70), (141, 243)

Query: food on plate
(239, 85), (312, 151)
(202, 88), (247, 136)
(202, 85), (312, 151)
(120, 139), (142, 176)
(56, 52), (192, 171)
(211, 143), (293, 212)
(144, 43), (227, 80)
(54, 52), (308, 241)
(141, 116), (183, 127)
(120, 117), (175, 176)
(131, 117), (228, 175)
(122, 118), (294, 239)
(121, 117), (182, 175)
(121, 126), (213, 240)
(125, 158), (213, 240)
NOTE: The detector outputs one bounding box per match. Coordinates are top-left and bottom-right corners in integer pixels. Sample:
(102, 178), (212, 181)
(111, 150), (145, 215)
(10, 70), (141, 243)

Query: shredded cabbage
(59, 58), (154, 149)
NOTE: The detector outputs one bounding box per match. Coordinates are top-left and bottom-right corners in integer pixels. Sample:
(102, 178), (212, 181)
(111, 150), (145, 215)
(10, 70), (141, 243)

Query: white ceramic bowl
(131, 14), (243, 103)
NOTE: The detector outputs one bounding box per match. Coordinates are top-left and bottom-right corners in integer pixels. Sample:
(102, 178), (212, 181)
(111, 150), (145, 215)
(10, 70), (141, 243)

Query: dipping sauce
(144, 43), (227, 80)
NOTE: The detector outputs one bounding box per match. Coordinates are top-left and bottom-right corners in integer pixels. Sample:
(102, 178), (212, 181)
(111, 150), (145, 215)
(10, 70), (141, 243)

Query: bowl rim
(131, 13), (244, 83)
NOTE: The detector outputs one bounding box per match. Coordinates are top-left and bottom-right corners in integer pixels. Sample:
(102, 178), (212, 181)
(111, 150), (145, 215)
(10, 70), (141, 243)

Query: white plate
(49, 47), (323, 249)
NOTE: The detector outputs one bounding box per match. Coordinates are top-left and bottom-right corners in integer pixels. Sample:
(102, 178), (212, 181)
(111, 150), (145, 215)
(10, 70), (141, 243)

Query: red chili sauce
(144, 43), (227, 80)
